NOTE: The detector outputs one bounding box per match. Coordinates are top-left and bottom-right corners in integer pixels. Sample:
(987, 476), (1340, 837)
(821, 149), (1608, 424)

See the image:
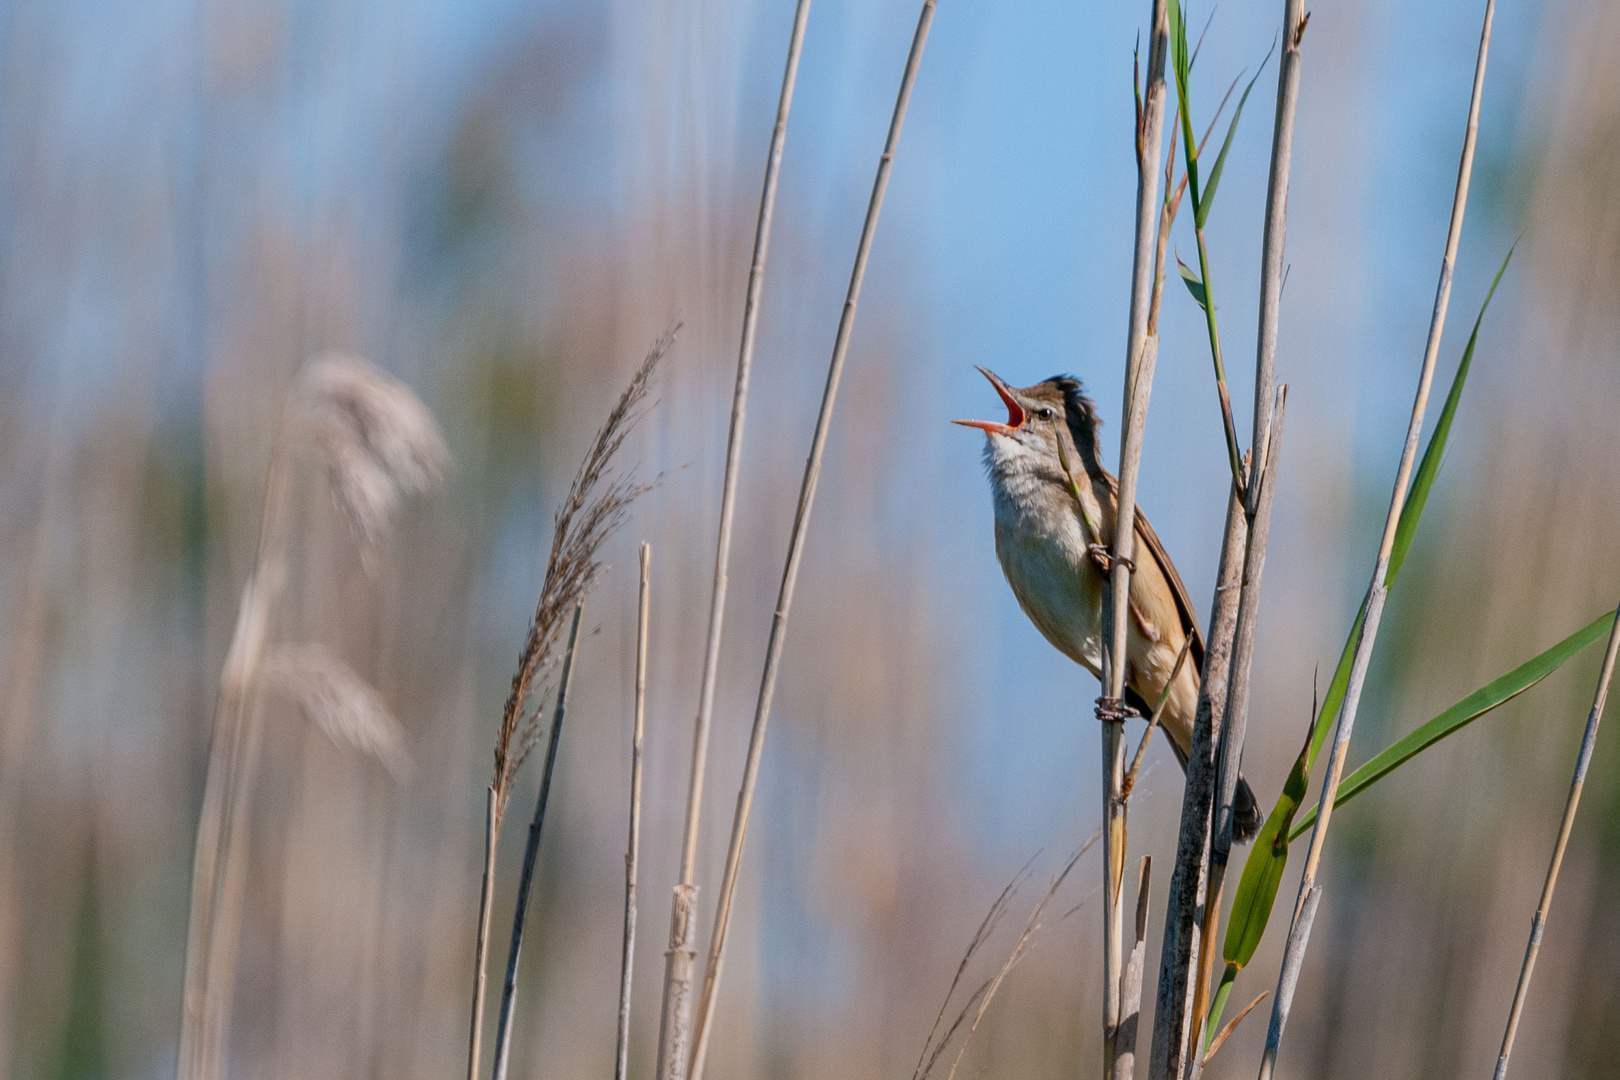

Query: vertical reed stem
(1104, 2), (1169, 1075)
(686, 8), (937, 1077)
(1257, 4), (1495, 1074)
(617, 548), (651, 1080)
(657, 4), (812, 1073)
(1492, 601), (1620, 1080)
(467, 787), (500, 1080)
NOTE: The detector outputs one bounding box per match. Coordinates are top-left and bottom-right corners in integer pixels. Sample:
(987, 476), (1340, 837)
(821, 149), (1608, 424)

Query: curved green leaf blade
(1290, 611), (1614, 841)
(1388, 244), (1515, 585)
(1179, 257), (1208, 311)
(1224, 723), (1311, 969)
(1196, 40), (1276, 229)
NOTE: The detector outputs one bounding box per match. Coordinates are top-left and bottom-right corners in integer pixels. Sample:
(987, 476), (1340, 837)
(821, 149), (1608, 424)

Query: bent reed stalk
(1256, 2), (1497, 1074)
(685, 7), (938, 1077)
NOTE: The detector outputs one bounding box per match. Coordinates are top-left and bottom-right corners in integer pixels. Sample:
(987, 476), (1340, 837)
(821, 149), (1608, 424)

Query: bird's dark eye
(1034, 407), (1055, 420)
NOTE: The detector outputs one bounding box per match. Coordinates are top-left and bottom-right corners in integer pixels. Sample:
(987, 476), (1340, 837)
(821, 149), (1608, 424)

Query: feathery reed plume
(660, 0), (810, 1073)
(466, 329), (671, 1080)
(1100, 1), (1169, 1074)
(179, 355), (448, 1080)
(1492, 600), (1620, 1080)
(616, 544), (651, 1080)
(1256, 1), (1496, 1073)
(301, 352), (451, 558)
(683, 8), (936, 1077)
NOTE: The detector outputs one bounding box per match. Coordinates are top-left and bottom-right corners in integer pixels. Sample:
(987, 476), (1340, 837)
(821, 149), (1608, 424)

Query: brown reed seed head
(262, 643), (414, 779)
(297, 352), (452, 554)
(491, 326), (676, 811)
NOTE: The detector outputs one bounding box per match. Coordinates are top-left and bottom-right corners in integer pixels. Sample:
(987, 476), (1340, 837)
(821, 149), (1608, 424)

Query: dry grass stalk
(468, 329), (671, 1080)
(490, 602), (585, 1080)
(616, 545), (652, 1080)
(657, 3), (811, 1072)
(683, 7), (938, 1077)
(1492, 601), (1620, 1080)
(1255, 2), (1497, 1073)
(911, 859), (1034, 1080)
(1102, 2), (1169, 1076)
(180, 355), (448, 1080)
(1201, 989), (1267, 1065)
(916, 836), (1099, 1080)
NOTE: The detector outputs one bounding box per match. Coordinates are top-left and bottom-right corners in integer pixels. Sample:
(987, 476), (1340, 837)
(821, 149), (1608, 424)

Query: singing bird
(955, 367), (1262, 842)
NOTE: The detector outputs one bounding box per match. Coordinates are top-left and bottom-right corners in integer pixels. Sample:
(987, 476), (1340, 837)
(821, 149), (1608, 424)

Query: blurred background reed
(0, 0), (1617, 1078)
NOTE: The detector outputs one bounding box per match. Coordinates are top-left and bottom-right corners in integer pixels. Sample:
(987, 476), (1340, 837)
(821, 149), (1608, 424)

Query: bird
(954, 366), (1262, 842)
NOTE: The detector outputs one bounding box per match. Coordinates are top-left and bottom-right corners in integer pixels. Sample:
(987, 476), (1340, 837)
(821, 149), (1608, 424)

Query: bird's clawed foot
(1094, 696), (1140, 723)
(1087, 545), (1136, 574)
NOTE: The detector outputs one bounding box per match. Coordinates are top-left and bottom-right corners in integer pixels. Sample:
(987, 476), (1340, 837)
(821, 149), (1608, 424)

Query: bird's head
(953, 367), (1104, 480)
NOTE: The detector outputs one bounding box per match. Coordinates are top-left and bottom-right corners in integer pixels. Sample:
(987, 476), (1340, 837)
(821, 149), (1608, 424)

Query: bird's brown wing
(1102, 472), (1206, 673)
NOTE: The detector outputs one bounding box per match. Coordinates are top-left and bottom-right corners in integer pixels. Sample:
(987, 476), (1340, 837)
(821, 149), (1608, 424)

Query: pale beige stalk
(686, 7), (938, 1076)
(1104, 1), (1169, 1076)
(616, 545), (651, 1080)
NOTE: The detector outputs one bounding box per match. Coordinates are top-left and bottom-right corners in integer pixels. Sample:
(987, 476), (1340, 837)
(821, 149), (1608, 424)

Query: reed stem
(1104, 1), (1169, 1074)
(616, 547), (651, 1080)
(686, 7), (937, 1076)
(656, 4), (811, 1073)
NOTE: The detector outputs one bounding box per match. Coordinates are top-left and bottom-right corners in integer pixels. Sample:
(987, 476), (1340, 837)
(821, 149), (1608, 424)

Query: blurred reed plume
(467, 327), (673, 1080)
(261, 643), (413, 780)
(178, 355), (449, 1080)
(301, 352), (452, 558)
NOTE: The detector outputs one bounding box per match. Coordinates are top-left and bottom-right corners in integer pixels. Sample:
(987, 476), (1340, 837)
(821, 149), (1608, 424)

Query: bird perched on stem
(955, 367), (1262, 842)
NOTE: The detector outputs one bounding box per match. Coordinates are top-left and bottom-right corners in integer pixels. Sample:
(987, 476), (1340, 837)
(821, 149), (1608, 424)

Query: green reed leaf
(1196, 40), (1276, 229)
(1291, 611), (1613, 841)
(1179, 257), (1208, 310)
(1388, 244), (1515, 585)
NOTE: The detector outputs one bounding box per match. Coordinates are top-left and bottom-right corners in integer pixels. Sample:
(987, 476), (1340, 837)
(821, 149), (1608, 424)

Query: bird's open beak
(952, 366), (1026, 436)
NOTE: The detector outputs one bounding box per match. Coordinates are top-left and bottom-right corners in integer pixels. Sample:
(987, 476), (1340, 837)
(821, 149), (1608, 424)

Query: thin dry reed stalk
(1102, 2), (1169, 1076)
(181, 355), (449, 1080)
(684, 8), (937, 1076)
(1492, 600), (1620, 1080)
(1256, 3), (1496, 1074)
(490, 602), (585, 1080)
(656, 2), (810, 1073)
(616, 544), (651, 1080)
(916, 836), (1099, 1080)
(469, 331), (669, 1080)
